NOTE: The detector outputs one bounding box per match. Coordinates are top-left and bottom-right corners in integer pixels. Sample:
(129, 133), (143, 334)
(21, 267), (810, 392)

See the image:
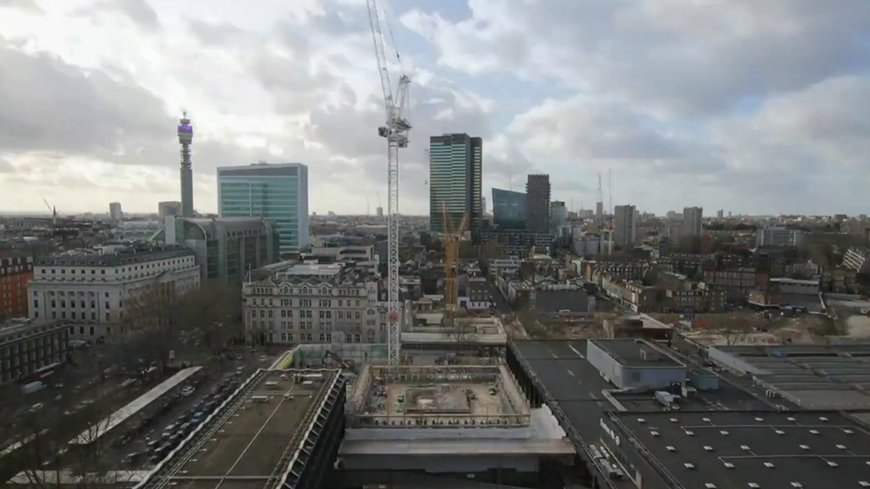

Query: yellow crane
(443, 205), (468, 320)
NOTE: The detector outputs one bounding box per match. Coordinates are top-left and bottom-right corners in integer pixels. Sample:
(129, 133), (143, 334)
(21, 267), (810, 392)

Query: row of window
(35, 300), (113, 309)
(249, 297), (366, 308)
(249, 287), (366, 297)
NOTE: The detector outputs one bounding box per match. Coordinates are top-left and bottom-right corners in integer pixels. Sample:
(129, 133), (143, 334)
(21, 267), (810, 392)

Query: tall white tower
(178, 112), (194, 217)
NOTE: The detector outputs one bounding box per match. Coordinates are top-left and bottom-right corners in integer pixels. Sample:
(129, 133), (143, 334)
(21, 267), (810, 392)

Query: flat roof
(136, 369), (340, 489)
(611, 410), (870, 489)
(710, 343), (870, 410)
(591, 338), (684, 367)
(70, 367), (202, 445)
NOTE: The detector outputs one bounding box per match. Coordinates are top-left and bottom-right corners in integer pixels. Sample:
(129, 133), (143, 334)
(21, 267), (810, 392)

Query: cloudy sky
(0, 0), (868, 217)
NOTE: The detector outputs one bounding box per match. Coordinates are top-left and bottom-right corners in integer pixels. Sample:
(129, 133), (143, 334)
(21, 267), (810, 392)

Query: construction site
(348, 365), (529, 428)
(336, 365), (574, 486)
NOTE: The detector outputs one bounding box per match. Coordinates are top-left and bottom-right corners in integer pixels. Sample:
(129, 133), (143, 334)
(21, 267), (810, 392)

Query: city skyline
(0, 1), (868, 216)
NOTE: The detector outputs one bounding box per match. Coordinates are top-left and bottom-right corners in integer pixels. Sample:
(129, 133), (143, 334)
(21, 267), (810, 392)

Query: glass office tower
(217, 163), (309, 254)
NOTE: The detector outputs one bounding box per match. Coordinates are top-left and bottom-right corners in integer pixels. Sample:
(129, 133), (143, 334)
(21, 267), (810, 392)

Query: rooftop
(348, 365), (529, 428)
(709, 343), (870, 410)
(137, 369), (341, 489)
(591, 338), (684, 367)
(0, 319), (68, 344)
(610, 410), (870, 489)
(35, 246), (193, 267)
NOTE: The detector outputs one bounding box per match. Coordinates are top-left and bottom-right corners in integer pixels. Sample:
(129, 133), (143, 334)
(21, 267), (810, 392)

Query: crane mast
(366, 0), (410, 366)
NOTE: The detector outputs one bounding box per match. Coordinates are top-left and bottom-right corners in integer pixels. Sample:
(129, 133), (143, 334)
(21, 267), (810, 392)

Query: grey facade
(1, 318), (69, 385)
(613, 205), (636, 247)
(429, 134), (482, 240)
(682, 206), (703, 238)
(525, 174), (550, 235)
(165, 217), (280, 284)
(586, 339), (686, 389)
(491, 188), (526, 229)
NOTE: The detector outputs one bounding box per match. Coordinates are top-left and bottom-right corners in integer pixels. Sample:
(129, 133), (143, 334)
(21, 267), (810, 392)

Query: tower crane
(366, 0), (411, 366)
(443, 205), (468, 325)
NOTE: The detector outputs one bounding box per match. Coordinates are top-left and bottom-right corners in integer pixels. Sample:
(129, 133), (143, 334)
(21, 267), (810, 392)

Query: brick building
(0, 254), (33, 320)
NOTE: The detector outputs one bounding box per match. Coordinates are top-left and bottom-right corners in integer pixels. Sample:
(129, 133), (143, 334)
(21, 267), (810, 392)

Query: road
(513, 340), (610, 444)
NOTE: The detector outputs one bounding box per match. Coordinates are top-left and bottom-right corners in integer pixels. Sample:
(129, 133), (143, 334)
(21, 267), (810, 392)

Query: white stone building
(28, 246), (199, 341)
(243, 263), (387, 345)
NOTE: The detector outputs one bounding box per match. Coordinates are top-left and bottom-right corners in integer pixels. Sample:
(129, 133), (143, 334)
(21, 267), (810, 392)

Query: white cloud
(0, 0), (868, 217)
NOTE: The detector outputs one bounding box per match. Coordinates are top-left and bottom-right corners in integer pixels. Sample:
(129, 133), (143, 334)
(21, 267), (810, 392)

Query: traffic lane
(487, 281), (512, 313)
(112, 359), (259, 468)
(514, 340), (588, 360)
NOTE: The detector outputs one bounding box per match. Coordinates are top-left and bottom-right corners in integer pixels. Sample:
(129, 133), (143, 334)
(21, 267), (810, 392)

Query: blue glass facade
(217, 163), (309, 254)
(492, 188), (527, 230)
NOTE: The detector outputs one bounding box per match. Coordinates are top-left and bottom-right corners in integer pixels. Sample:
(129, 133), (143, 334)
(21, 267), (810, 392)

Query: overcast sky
(0, 0), (868, 217)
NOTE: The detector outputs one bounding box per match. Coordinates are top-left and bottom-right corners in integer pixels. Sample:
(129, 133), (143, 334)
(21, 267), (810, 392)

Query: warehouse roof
(591, 338), (684, 367)
(610, 410), (870, 489)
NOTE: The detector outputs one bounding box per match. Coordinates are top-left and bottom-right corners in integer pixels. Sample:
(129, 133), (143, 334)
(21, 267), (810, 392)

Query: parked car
(181, 386), (195, 397)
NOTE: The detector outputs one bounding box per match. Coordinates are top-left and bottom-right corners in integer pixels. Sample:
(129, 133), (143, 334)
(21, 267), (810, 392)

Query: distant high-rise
(526, 174), (550, 234)
(595, 201), (604, 224)
(109, 202), (123, 222)
(158, 201), (183, 219)
(550, 201), (567, 236)
(376, 206), (384, 218)
(682, 206), (703, 238)
(217, 162), (309, 253)
(429, 134), (482, 240)
(178, 113), (194, 217)
(613, 205), (636, 247)
(491, 188), (526, 229)
(716, 209), (724, 219)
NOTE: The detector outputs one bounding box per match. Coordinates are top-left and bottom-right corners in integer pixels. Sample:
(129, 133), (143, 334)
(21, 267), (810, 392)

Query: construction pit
(347, 364), (530, 429)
